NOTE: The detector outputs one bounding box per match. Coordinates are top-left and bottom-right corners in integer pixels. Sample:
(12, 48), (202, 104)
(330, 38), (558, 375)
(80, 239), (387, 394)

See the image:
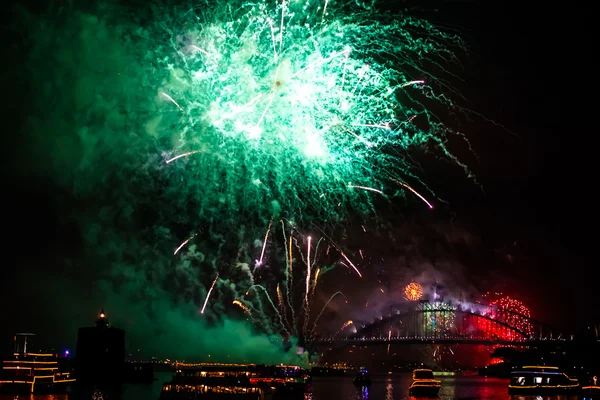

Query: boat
(408, 369), (441, 397)
(0, 334), (75, 394)
(508, 366), (579, 395)
(352, 368), (371, 386)
(158, 363), (309, 399)
(581, 375), (600, 396)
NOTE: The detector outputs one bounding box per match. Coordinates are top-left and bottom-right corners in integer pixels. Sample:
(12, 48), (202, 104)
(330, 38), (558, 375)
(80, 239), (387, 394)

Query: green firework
(419, 302), (456, 334)
(154, 0), (466, 222)
(17, 0), (472, 359)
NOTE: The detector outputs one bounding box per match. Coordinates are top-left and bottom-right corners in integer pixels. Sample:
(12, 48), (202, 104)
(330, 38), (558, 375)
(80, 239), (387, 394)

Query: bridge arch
(345, 308), (545, 342)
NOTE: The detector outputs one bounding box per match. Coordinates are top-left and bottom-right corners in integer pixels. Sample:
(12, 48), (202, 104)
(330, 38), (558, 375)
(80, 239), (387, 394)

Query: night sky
(1, 0), (594, 357)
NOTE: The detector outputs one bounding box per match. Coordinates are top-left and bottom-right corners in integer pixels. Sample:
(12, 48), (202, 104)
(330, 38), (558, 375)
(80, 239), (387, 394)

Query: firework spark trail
(276, 283), (283, 312)
(244, 285), (269, 329)
(321, 0), (329, 24)
(400, 80), (425, 88)
(292, 236), (308, 266)
(200, 274), (219, 314)
(333, 320), (353, 336)
(278, 0), (286, 53)
(276, 283), (292, 331)
(246, 285), (287, 333)
(165, 150), (203, 164)
(340, 252), (362, 278)
(310, 291), (347, 334)
(352, 123), (390, 130)
(233, 299), (250, 314)
(254, 219), (273, 270)
(341, 127), (374, 148)
(313, 237), (324, 266)
(348, 185), (384, 195)
(305, 236), (312, 307)
(191, 45), (210, 56)
(173, 233), (197, 255)
(302, 236), (314, 336)
(392, 179), (434, 209)
(311, 268), (320, 296)
(314, 236), (324, 255)
(284, 230), (297, 335)
(161, 92), (183, 111)
(232, 300), (266, 328)
(310, 224), (362, 278)
(280, 222), (289, 278)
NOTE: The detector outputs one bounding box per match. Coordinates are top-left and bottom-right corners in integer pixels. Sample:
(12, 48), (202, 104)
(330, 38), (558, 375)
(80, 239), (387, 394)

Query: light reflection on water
(0, 373), (589, 400)
(307, 374), (584, 400)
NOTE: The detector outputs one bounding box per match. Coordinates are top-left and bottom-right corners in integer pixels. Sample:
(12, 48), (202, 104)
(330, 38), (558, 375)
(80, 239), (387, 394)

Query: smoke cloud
(9, 0), (472, 363)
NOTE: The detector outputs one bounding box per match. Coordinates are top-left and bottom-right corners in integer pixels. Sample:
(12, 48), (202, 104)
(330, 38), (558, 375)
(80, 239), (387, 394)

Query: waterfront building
(75, 310), (125, 384)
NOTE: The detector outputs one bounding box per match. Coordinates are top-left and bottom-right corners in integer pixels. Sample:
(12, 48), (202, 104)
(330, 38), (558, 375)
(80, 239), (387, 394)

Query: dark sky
(435, 2), (594, 328)
(1, 0), (595, 354)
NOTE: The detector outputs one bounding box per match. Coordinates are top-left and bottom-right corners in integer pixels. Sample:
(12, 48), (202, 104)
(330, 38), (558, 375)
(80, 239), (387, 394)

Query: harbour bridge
(316, 301), (566, 347)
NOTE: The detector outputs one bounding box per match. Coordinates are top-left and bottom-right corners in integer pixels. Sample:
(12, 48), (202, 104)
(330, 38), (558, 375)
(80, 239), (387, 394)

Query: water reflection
(0, 374), (590, 400)
(386, 376), (393, 400)
(308, 374), (584, 400)
(360, 385), (368, 400)
(91, 392), (103, 400)
(511, 397), (580, 400)
(0, 372), (172, 400)
(0, 397), (67, 400)
(409, 398), (440, 400)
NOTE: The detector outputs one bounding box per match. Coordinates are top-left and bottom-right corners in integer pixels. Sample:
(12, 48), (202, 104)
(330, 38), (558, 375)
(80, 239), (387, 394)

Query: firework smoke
(15, 0), (471, 362)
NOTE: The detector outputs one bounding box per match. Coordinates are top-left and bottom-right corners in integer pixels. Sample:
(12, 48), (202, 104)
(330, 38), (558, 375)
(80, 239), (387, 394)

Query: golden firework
(405, 282), (423, 301)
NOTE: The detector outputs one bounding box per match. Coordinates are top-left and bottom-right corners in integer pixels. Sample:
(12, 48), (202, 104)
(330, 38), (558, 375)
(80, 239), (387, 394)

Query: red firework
(480, 292), (533, 339)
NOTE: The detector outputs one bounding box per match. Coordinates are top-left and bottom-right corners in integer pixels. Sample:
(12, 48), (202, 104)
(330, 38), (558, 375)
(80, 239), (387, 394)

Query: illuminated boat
(352, 368), (371, 386)
(0, 334), (75, 394)
(581, 375), (600, 396)
(408, 369), (441, 397)
(158, 363), (309, 399)
(582, 385), (600, 396)
(508, 366), (579, 395)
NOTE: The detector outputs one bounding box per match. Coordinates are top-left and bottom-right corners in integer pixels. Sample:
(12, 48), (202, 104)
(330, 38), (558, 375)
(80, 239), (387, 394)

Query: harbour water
(0, 372), (583, 400)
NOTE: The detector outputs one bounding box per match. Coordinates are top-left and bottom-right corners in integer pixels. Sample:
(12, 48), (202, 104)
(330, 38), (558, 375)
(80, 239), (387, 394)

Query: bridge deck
(316, 338), (565, 346)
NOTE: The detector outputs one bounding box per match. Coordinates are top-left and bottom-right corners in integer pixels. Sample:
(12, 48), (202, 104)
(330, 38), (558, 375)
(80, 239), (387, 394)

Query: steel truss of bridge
(319, 301), (563, 346)
(316, 338), (566, 346)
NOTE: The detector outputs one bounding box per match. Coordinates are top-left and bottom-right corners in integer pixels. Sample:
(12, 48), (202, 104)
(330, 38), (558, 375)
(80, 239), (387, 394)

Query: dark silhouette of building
(75, 309), (125, 384)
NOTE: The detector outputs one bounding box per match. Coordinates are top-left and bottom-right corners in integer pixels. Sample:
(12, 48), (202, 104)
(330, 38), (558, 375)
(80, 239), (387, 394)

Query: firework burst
(23, 0), (473, 361)
(158, 0), (470, 227)
(405, 282), (423, 301)
(419, 301), (456, 334)
(157, 0), (471, 347)
(234, 223), (352, 352)
(482, 292), (533, 338)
